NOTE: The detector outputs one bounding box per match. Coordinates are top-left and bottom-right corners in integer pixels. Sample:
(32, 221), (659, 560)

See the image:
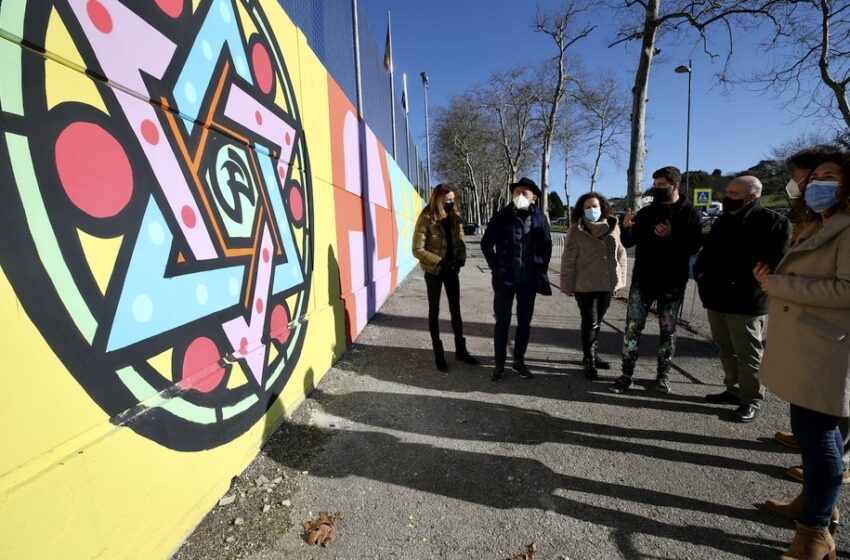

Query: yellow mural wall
(0, 0), (422, 558)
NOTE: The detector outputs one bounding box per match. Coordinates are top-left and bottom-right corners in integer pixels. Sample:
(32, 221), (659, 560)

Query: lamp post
(420, 71), (431, 190)
(674, 60), (692, 194)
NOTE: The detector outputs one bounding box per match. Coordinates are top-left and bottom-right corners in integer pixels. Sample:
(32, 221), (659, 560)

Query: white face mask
(513, 195), (531, 210)
(785, 178), (801, 199)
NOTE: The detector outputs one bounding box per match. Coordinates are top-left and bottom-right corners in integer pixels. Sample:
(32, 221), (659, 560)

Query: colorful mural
(0, 0), (421, 557)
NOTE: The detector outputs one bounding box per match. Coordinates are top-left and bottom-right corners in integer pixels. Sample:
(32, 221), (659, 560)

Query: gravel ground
(173, 238), (850, 560)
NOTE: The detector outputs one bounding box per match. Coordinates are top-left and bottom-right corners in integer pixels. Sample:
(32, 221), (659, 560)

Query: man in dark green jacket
(611, 166), (702, 395)
(694, 175), (790, 422)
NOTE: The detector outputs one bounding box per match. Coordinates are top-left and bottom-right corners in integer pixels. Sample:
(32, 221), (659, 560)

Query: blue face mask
(584, 206), (602, 222)
(804, 180), (841, 213)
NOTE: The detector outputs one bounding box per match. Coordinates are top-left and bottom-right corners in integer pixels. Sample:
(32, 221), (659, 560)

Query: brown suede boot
(779, 523), (836, 560)
(766, 492), (840, 535)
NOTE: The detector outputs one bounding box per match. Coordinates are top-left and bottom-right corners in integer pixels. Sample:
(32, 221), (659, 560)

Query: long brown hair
(427, 183), (459, 222)
(795, 150), (850, 239)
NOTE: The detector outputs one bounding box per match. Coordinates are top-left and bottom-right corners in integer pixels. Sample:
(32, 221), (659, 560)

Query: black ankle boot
(433, 340), (449, 372)
(454, 337), (478, 365)
(583, 356), (598, 379)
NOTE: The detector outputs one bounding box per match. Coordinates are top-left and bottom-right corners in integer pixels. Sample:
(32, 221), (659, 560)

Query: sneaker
(705, 390), (739, 405)
(512, 360), (534, 379)
(733, 403), (759, 422)
(787, 465), (850, 484)
(655, 377), (671, 394)
(774, 431), (799, 449)
(610, 375), (632, 394)
(491, 365), (504, 382)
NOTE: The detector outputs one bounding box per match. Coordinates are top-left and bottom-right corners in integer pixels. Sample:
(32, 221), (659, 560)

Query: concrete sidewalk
(175, 239), (850, 560)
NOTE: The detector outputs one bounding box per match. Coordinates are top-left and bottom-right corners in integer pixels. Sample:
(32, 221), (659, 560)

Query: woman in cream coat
(756, 152), (850, 560)
(560, 193), (627, 379)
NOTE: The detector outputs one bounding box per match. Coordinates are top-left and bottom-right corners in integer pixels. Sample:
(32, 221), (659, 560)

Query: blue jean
(791, 404), (844, 527)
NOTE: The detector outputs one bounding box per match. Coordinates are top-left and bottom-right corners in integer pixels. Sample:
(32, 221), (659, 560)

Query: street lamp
(675, 60), (692, 195)
(420, 71), (431, 190)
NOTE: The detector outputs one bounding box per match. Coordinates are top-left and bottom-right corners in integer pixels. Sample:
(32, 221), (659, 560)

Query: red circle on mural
(270, 304), (290, 343)
(55, 122), (133, 218)
(262, 248), (270, 263)
(181, 337), (224, 393)
(239, 337), (248, 353)
(284, 132), (291, 146)
(288, 183), (304, 222)
(255, 110), (263, 125)
(141, 119), (159, 145)
(87, 0), (113, 33)
(256, 298), (264, 314)
(155, 0), (183, 18)
(181, 205), (196, 228)
(277, 165), (286, 179)
(251, 42), (274, 94)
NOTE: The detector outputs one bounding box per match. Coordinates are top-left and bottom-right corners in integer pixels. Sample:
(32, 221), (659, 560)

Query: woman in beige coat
(560, 193), (627, 379)
(755, 151), (850, 559)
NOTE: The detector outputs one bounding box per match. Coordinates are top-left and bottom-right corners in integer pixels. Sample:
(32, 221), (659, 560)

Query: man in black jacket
(694, 175), (790, 422)
(481, 177), (552, 381)
(611, 166), (702, 394)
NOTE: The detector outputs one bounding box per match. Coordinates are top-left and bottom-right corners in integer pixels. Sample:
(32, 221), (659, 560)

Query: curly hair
(570, 192), (613, 224)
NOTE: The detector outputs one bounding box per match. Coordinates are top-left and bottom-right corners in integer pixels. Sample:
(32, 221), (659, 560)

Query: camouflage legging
(622, 283), (685, 378)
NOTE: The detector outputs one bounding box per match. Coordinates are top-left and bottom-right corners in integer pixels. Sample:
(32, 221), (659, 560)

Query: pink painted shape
(222, 225), (274, 384)
(68, 0), (217, 260)
(347, 230), (368, 336)
(365, 130), (388, 209)
(342, 112), (361, 196)
(224, 84), (295, 165)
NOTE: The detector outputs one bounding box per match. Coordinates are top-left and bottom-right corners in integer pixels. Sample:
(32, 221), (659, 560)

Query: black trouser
(493, 283), (537, 366)
(574, 291), (613, 358)
(424, 270), (463, 344)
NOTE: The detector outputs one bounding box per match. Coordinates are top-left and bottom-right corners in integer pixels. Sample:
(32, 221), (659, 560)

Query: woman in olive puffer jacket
(412, 184), (477, 372)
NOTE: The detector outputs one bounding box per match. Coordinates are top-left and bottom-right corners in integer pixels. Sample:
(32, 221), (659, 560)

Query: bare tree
(578, 73), (630, 192)
(752, 1), (850, 131)
(609, 0), (781, 209)
(483, 67), (537, 186)
(534, 2), (596, 218)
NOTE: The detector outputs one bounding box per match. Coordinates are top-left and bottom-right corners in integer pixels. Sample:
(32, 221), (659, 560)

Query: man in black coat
(694, 175), (790, 422)
(611, 166), (703, 395)
(481, 177), (552, 381)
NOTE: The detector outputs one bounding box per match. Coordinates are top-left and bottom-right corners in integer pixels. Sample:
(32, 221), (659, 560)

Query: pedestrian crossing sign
(694, 189), (712, 207)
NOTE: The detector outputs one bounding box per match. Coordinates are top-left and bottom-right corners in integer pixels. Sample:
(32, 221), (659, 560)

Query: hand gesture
(753, 262), (772, 292)
(654, 219), (672, 238)
(563, 288), (575, 297)
(623, 209), (635, 228)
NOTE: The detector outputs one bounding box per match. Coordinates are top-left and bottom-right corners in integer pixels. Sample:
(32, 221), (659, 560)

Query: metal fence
(277, 0), (426, 190)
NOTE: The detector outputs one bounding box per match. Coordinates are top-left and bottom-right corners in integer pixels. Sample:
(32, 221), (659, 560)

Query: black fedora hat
(509, 177), (540, 197)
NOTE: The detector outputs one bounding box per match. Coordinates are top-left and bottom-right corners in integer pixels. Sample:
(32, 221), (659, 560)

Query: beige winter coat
(760, 212), (850, 417)
(559, 216), (627, 294)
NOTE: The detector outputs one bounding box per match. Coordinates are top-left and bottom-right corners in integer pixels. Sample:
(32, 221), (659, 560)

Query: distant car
(703, 201), (723, 217)
(463, 223), (479, 235)
(552, 217), (569, 226)
(773, 207), (793, 219)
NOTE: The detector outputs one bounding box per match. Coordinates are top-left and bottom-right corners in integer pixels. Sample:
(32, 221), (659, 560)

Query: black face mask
(652, 187), (673, 203)
(722, 196), (747, 213)
(444, 202), (454, 214)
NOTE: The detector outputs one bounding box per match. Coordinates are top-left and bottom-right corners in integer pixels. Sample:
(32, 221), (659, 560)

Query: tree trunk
(625, 0), (659, 210)
(590, 118), (605, 192)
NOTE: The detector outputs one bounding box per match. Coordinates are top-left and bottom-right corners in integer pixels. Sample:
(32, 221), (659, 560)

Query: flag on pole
(402, 73), (409, 114)
(383, 27), (392, 72)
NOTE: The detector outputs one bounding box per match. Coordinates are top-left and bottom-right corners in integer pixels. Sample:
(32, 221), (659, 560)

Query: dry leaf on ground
(507, 543), (537, 560)
(301, 511), (342, 547)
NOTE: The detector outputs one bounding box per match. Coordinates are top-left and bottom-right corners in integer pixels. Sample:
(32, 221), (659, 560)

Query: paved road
(175, 238), (850, 560)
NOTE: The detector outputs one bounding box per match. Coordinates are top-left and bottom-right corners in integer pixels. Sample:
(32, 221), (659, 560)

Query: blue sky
(361, 0), (833, 202)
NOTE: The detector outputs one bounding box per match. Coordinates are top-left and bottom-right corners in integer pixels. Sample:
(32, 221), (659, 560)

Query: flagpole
(387, 11), (397, 158)
(351, 0), (363, 116)
(403, 72), (412, 181)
